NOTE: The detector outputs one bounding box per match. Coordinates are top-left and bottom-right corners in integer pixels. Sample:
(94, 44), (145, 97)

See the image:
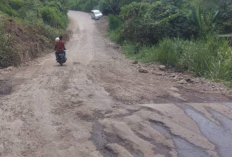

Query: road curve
(0, 11), (232, 157)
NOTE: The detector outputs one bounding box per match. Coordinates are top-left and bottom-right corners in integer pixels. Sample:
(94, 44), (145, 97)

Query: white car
(91, 10), (103, 20)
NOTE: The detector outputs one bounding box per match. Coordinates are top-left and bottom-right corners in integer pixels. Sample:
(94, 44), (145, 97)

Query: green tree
(192, 6), (219, 36)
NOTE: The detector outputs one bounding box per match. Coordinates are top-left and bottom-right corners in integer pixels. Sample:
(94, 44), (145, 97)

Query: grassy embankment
(0, 0), (69, 68)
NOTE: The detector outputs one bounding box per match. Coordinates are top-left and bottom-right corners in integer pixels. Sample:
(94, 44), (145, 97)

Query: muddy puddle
(151, 121), (210, 157)
(184, 107), (232, 157)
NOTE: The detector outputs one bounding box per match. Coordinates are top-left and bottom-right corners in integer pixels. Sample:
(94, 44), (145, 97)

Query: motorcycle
(57, 52), (66, 66)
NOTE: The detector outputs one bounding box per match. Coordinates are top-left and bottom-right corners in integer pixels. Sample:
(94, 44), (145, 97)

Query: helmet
(55, 37), (60, 42)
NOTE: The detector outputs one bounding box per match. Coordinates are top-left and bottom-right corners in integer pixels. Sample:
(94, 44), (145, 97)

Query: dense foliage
(69, 0), (141, 14)
(120, 2), (198, 44)
(0, 0), (69, 28)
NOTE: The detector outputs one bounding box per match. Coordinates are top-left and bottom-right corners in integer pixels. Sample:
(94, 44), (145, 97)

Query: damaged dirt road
(0, 11), (232, 157)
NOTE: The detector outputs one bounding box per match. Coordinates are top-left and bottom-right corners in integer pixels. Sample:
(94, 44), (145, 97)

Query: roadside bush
(42, 25), (64, 41)
(122, 38), (185, 66)
(9, 0), (23, 10)
(108, 28), (122, 43)
(179, 35), (232, 80)
(153, 38), (185, 67)
(122, 41), (147, 60)
(97, 0), (109, 14)
(83, 0), (94, 12)
(120, 2), (198, 44)
(109, 15), (122, 31)
(41, 6), (67, 28)
(122, 35), (232, 81)
(96, 0), (142, 15)
(108, 15), (123, 43)
(15, 0), (42, 19)
(69, 0), (95, 12)
(217, 3), (232, 34)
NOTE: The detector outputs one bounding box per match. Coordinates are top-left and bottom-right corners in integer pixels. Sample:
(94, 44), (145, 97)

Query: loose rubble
(4, 66), (14, 71)
(134, 62), (229, 94)
(139, 68), (149, 73)
(159, 65), (166, 71)
(132, 61), (138, 64)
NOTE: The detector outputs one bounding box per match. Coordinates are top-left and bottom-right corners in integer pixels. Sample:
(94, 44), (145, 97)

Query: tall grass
(122, 35), (232, 81)
(109, 15), (122, 31)
(108, 15), (122, 43)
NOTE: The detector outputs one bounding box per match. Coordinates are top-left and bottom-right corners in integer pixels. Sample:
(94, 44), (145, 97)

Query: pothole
(88, 110), (144, 157)
(135, 132), (171, 157)
(89, 120), (117, 157)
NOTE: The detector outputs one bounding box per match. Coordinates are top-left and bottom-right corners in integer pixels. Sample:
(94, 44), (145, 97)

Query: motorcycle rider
(55, 36), (66, 60)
